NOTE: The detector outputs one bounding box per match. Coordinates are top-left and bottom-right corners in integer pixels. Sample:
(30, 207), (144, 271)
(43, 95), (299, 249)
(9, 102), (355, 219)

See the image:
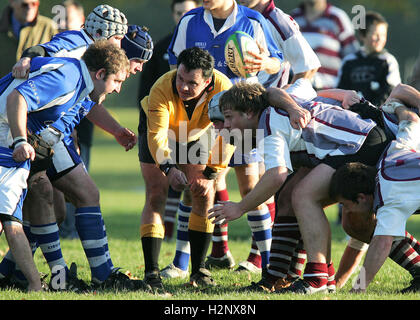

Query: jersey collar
(203, 1), (238, 37)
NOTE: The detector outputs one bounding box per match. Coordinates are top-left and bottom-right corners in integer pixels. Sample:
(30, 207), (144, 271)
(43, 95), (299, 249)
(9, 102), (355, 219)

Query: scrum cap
(121, 25), (154, 61)
(85, 5), (128, 41)
(208, 90), (226, 122)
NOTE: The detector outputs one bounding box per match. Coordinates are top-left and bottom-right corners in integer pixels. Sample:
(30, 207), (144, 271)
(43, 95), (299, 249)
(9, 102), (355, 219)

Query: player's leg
(163, 186), (182, 240)
(161, 189), (191, 279)
(52, 163), (125, 289)
(235, 163), (272, 271)
(139, 161), (168, 292)
(3, 221), (41, 291)
(25, 171), (75, 290)
(179, 163), (216, 286)
(287, 164), (335, 294)
(205, 167), (235, 269)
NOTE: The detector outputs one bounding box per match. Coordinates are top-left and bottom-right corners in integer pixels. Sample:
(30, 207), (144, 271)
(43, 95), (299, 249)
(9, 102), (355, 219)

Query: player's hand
(167, 167), (189, 192)
(243, 41), (269, 74)
(208, 201), (243, 224)
(114, 127), (137, 151)
(342, 90), (361, 109)
(189, 173), (214, 197)
(288, 106), (311, 129)
(12, 142), (35, 162)
(12, 57), (31, 79)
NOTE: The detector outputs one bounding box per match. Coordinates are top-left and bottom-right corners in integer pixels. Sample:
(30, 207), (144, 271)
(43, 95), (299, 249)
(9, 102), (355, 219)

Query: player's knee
(146, 184), (168, 211)
(29, 174), (54, 205)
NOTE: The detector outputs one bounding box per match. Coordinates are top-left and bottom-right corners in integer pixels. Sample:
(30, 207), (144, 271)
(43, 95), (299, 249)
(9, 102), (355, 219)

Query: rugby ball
(225, 31), (260, 79)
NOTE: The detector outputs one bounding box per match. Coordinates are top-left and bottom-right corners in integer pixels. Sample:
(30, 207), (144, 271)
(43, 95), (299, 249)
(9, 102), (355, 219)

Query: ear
(95, 68), (106, 81)
(355, 193), (368, 204)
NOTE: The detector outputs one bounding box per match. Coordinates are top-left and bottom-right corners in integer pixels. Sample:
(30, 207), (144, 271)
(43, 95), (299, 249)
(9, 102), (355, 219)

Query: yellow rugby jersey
(141, 68), (233, 172)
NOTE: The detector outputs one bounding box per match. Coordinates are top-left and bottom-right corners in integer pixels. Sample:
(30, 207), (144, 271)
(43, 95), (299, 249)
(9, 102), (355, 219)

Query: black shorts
(138, 108), (214, 165)
(322, 125), (391, 169)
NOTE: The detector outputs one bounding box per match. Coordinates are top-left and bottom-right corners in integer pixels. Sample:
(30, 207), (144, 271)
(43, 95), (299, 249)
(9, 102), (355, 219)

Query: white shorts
(374, 172), (420, 238)
(0, 147), (30, 222)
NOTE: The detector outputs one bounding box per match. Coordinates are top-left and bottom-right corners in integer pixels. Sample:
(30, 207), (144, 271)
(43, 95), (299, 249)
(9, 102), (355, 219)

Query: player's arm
(317, 89), (362, 109)
(335, 238), (368, 289)
(6, 90), (35, 161)
(265, 87), (311, 129)
(86, 103), (137, 151)
(209, 165), (288, 223)
(351, 235), (393, 293)
(12, 46), (48, 79)
(385, 83), (420, 112)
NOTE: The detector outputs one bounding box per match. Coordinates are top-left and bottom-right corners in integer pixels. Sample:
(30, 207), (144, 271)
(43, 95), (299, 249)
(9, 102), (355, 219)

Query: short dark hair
(171, 0), (201, 11)
(358, 11), (388, 38)
(220, 81), (269, 115)
(329, 162), (377, 202)
(177, 47), (214, 79)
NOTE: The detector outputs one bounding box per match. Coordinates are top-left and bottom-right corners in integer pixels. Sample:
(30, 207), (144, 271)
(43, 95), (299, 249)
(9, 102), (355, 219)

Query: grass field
(1, 106), (420, 303)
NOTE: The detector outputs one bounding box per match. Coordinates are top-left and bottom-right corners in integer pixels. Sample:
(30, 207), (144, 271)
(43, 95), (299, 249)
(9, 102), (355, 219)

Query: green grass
(1, 106), (420, 301)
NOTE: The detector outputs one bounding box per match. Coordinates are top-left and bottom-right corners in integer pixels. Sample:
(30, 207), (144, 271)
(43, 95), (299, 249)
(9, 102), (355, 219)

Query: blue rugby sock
(31, 222), (69, 278)
(75, 206), (112, 283)
(173, 202), (191, 271)
(247, 207), (272, 269)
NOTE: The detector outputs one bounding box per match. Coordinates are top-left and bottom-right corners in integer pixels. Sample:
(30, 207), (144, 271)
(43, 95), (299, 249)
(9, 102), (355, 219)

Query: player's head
(121, 25), (153, 75)
(329, 162), (377, 242)
(357, 11), (388, 54)
(176, 47), (214, 101)
(84, 4), (128, 47)
(9, 0), (39, 24)
(202, 0), (234, 12)
(219, 82), (268, 131)
(237, 0), (261, 10)
(82, 40), (130, 104)
(59, 0), (85, 31)
(208, 90), (226, 130)
(171, 0), (200, 24)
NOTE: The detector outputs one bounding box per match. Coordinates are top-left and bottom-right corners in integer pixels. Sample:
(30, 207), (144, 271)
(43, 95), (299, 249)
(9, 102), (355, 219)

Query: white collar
(203, 1), (238, 37)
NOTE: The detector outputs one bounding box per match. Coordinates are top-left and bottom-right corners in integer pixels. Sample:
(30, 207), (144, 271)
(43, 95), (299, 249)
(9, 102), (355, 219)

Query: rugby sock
(267, 217), (301, 279)
(173, 202), (192, 271)
(327, 262), (336, 291)
(247, 207), (272, 269)
(405, 231), (420, 253)
(163, 187), (182, 240)
(245, 202), (275, 269)
(209, 189), (230, 258)
(31, 222), (69, 278)
(246, 238), (262, 269)
(267, 201), (276, 222)
(140, 223), (164, 273)
(0, 251), (16, 279)
(389, 232), (420, 277)
(188, 212), (214, 274)
(303, 262), (328, 288)
(75, 207), (111, 283)
(288, 239), (306, 279)
(101, 217), (114, 270)
(23, 221), (39, 255)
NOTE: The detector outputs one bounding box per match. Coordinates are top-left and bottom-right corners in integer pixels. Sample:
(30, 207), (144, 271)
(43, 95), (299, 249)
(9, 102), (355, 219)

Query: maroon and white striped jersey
(258, 0), (320, 88)
(291, 3), (359, 90)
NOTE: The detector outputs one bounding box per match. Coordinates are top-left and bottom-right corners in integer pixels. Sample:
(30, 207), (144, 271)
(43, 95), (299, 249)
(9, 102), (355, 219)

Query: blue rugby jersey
(0, 56), (93, 142)
(168, 2), (283, 85)
(40, 29), (94, 59)
(38, 29), (96, 141)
